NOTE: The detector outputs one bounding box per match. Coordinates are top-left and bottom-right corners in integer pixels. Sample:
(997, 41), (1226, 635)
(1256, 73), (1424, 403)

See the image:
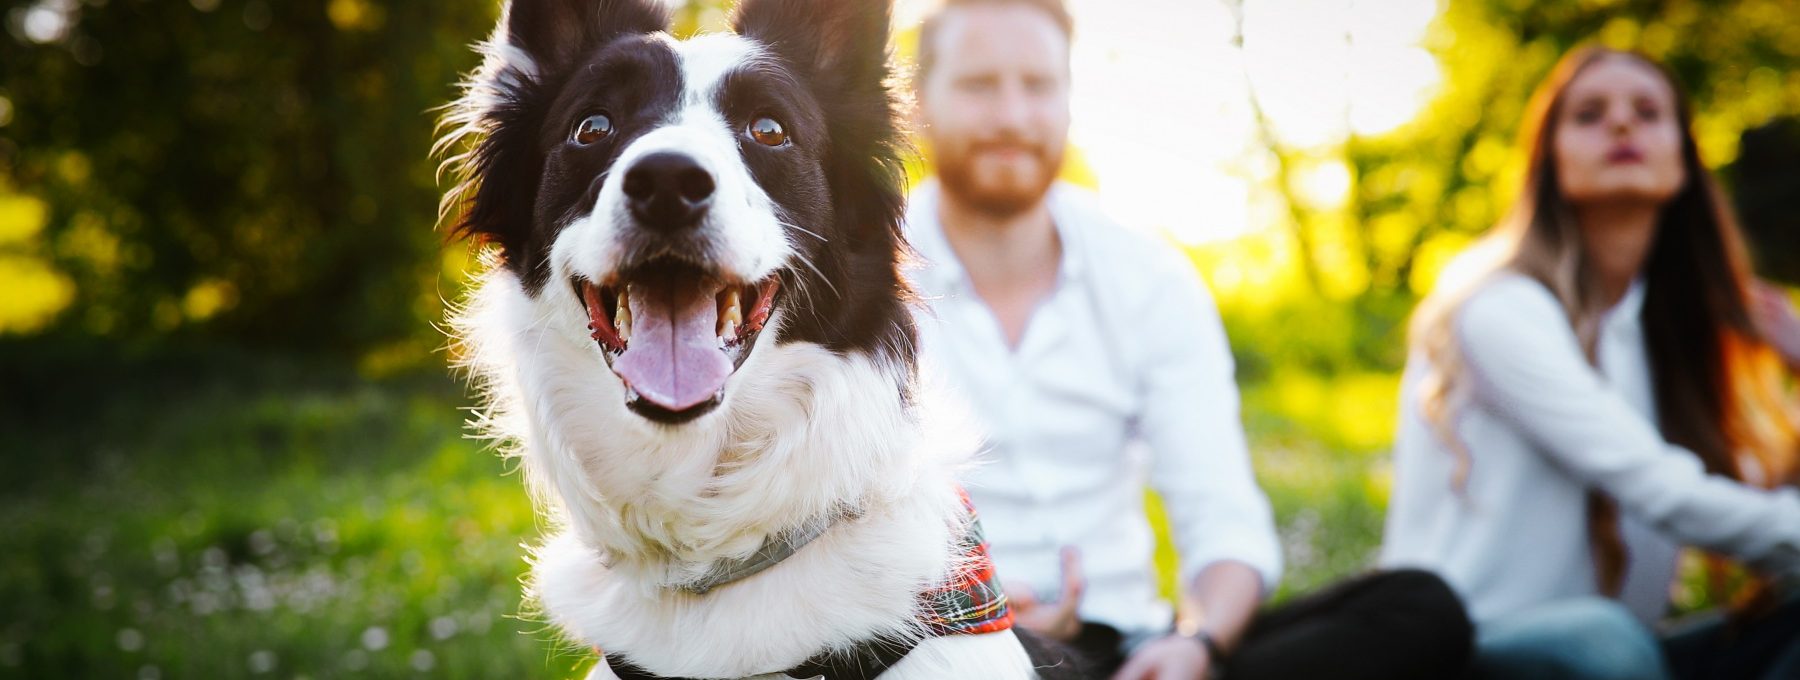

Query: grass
(1, 348), (1388, 679)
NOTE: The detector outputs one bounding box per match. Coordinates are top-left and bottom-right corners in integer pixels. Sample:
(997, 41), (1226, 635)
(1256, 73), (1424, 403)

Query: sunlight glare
(897, 0), (1442, 244)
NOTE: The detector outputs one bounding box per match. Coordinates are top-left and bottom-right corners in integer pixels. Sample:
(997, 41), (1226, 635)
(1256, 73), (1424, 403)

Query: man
(905, 1), (1473, 678)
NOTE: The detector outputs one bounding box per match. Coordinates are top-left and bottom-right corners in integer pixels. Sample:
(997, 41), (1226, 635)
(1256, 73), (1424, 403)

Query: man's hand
(1752, 282), (1800, 371)
(1003, 547), (1085, 642)
(1110, 634), (1212, 680)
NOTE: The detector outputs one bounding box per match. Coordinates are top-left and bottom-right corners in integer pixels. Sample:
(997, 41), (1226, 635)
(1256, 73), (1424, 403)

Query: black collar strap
(605, 634), (918, 680)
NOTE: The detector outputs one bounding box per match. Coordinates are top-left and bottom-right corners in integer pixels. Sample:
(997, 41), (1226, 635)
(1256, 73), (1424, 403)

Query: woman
(1380, 46), (1800, 680)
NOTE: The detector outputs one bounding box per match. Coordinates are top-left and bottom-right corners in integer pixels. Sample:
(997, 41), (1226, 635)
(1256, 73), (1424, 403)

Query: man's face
(917, 5), (1071, 217)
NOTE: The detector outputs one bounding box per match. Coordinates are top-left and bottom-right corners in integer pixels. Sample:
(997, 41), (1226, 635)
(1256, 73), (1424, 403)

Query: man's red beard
(934, 139), (1064, 218)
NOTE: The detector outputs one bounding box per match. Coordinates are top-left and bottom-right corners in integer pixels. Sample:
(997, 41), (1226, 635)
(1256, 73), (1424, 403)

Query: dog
(436, 0), (1088, 677)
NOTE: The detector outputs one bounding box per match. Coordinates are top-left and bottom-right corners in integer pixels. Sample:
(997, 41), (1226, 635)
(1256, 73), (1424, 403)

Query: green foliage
(0, 0), (497, 351)
(0, 352), (589, 679)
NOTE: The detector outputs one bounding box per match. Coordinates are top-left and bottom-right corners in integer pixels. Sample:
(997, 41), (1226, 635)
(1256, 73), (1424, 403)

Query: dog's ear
(500, 0), (669, 79)
(734, 0), (914, 363)
(437, 0), (668, 283)
(733, 0), (893, 88)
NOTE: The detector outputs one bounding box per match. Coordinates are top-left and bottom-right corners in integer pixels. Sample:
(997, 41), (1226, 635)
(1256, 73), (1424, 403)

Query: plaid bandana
(919, 487), (1015, 636)
(603, 488), (1013, 680)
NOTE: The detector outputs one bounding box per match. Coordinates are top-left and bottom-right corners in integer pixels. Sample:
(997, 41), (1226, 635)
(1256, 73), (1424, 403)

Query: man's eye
(572, 113), (614, 145)
(957, 77), (998, 93)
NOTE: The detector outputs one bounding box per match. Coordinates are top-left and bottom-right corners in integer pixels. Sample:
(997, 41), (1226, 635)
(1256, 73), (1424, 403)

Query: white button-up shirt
(1381, 273), (1800, 625)
(905, 180), (1283, 639)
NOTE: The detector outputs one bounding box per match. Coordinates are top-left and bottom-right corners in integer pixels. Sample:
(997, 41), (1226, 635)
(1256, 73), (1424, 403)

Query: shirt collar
(905, 179), (1085, 297)
(1604, 277), (1647, 332)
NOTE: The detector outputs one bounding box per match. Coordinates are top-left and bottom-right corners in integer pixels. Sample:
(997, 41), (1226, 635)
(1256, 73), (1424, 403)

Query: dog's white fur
(457, 267), (1037, 679)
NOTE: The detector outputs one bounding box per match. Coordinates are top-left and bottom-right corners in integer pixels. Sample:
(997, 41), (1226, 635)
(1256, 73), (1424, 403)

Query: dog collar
(679, 513), (843, 595)
(604, 489), (1013, 680)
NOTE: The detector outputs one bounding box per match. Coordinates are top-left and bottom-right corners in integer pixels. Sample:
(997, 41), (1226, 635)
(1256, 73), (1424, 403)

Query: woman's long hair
(1409, 46), (1799, 606)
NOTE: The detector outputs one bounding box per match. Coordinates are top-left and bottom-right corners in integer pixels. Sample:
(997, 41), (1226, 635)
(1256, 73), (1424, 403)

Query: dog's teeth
(616, 290), (631, 342)
(718, 289), (743, 340)
(624, 386), (639, 402)
(723, 290), (742, 319)
(722, 296), (743, 324)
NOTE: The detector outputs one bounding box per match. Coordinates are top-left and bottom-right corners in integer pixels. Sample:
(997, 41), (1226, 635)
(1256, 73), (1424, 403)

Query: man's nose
(990, 81), (1035, 131)
(622, 151), (714, 231)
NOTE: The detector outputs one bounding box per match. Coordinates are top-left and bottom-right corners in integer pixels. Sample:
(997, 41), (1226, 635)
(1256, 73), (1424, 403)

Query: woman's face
(1552, 56), (1687, 209)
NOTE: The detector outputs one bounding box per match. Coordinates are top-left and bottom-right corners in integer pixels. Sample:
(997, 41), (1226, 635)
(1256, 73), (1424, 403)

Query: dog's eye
(748, 117), (788, 147)
(572, 113), (614, 145)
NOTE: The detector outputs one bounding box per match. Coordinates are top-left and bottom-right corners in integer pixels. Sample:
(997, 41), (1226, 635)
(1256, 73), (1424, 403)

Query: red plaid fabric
(919, 487), (1015, 636)
(598, 488), (1015, 670)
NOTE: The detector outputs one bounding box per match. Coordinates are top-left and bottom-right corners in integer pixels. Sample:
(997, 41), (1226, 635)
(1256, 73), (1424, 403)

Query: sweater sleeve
(1457, 277), (1800, 576)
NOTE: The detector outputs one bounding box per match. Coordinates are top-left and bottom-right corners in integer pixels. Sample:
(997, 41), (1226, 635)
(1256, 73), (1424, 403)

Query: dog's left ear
(733, 0), (893, 88)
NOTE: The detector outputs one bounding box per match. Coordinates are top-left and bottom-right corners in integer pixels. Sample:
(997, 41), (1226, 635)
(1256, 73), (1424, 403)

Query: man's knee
(1363, 569), (1475, 640)
(1371, 569), (1476, 666)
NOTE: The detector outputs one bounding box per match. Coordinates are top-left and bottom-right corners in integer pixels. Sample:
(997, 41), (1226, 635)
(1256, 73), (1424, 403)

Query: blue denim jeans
(1471, 598), (1670, 680)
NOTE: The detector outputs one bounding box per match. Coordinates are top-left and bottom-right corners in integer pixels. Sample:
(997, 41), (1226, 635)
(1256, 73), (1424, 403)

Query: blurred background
(2, 0), (1797, 677)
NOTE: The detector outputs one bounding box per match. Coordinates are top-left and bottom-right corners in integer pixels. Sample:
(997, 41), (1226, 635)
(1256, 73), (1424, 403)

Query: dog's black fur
(445, 0), (916, 370)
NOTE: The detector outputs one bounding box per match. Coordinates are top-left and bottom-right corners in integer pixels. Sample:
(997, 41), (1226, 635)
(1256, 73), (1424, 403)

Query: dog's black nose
(622, 152), (714, 230)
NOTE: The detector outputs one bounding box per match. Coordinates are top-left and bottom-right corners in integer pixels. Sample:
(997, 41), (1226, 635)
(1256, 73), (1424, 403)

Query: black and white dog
(437, 0), (1083, 677)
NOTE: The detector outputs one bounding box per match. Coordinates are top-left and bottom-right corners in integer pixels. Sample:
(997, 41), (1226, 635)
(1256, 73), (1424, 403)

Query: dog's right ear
(498, 0), (669, 81)
(437, 0), (668, 281)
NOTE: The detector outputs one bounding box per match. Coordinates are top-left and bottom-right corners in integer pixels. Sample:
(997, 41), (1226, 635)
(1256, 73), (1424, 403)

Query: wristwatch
(1184, 628), (1227, 665)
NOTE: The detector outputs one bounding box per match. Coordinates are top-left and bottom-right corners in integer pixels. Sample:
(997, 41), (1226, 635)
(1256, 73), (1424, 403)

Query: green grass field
(1, 350), (1386, 679)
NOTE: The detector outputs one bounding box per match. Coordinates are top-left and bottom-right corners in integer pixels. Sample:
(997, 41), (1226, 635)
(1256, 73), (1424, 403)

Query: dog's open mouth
(574, 260), (780, 422)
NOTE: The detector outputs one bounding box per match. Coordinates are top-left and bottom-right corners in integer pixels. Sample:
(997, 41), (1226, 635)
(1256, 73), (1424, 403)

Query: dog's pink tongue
(613, 274), (731, 412)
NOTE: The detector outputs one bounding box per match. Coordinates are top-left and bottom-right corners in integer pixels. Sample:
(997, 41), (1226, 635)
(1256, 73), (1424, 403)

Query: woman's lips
(1605, 146), (1645, 164)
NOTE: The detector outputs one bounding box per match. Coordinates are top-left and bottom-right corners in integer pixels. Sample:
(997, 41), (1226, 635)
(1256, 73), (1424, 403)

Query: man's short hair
(914, 0), (1074, 85)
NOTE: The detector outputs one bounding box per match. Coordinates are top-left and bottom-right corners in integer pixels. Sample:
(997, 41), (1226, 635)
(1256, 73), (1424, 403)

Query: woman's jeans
(1473, 598), (1670, 680)
(1472, 595), (1800, 680)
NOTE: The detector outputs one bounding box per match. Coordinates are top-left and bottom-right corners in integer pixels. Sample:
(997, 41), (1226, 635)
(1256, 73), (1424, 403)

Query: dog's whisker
(778, 218), (828, 243)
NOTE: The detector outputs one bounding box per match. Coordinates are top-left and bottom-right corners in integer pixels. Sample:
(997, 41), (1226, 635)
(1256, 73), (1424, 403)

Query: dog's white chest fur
(458, 274), (1038, 679)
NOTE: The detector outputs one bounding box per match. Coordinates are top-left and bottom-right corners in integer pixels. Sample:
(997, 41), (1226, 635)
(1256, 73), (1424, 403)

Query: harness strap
(605, 635), (917, 680)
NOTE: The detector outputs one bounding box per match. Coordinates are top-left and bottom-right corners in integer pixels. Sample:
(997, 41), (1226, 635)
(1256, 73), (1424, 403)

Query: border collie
(436, 0), (1083, 677)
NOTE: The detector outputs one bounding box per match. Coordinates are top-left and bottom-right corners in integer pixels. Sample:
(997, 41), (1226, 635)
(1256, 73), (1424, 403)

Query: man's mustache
(968, 139), (1047, 156)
